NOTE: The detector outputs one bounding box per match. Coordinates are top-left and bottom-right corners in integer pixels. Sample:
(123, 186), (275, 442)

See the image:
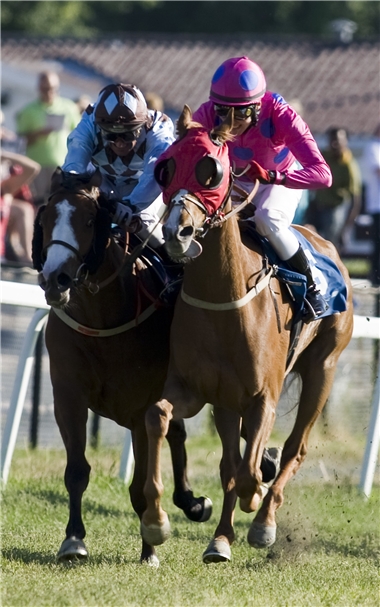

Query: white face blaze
(163, 190), (203, 260)
(163, 190), (188, 237)
(42, 200), (78, 280)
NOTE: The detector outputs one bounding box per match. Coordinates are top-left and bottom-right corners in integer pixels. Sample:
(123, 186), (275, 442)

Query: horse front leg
(203, 407), (241, 563)
(237, 395), (277, 513)
(249, 350), (341, 549)
(141, 397), (173, 546)
(54, 397), (90, 561)
(128, 425), (161, 567)
(167, 418), (212, 523)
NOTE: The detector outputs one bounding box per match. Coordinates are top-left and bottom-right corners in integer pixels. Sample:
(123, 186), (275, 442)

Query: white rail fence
(1, 279), (379, 497)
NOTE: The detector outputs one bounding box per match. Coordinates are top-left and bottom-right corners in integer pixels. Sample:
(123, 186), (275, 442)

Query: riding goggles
(214, 104), (260, 120)
(101, 127), (142, 142)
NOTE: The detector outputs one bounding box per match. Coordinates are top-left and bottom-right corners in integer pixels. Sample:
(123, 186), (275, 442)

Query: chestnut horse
(32, 169), (211, 567)
(141, 107), (353, 563)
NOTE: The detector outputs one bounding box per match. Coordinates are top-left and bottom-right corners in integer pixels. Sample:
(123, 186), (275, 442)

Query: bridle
(164, 169), (259, 239)
(44, 187), (126, 294)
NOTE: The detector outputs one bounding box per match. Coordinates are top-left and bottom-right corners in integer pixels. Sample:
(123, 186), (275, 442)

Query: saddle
(241, 222), (348, 367)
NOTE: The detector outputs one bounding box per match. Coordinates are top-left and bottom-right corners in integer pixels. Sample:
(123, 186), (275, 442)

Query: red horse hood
(155, 127), (231, 215)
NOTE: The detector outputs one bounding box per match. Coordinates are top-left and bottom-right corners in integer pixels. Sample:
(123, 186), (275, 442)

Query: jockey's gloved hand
(112, 202), (134, 226)
(247, 161), (286, 185)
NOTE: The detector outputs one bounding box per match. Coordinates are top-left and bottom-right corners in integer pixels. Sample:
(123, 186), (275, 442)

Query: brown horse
(141, 106), (353, 563)
(32, 168), (211, 567)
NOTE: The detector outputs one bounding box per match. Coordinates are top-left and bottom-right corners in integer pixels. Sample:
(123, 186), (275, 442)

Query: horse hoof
(202, 539), (231, 564)
(185, 496), (213, 523)
(173, 491), (213, 523)
(141, 554), (160, 568)
(140, 519), (171, 546)
(247, 522), (277, 549)
(57, 537), (88, 561)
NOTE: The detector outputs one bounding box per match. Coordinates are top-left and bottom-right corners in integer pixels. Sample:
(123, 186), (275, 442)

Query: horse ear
(176, 104), (192, 138)
(31, 205), (46, 271)
(88, 169), (102, 189)
(50, 167), (63, 192)
(211, 108), (235, 145)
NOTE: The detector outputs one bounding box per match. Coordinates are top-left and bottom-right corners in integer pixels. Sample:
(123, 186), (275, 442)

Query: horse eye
(195, 156), (224, 189)
(87, 218), (95, 227)
(154, 157), (176, 188)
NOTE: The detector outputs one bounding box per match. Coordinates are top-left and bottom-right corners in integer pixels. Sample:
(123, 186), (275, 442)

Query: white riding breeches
(235, 178), (303, 260)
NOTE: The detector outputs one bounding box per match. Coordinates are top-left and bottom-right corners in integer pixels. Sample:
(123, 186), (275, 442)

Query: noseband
(166, 173), (258, 239)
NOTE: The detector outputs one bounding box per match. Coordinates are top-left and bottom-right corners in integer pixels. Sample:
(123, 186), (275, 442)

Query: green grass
(2, 436), (379, 607)
(343, 258), (371, 279)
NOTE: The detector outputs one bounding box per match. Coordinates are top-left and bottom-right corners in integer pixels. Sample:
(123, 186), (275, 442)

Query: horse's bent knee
(145, 402), (172, 438)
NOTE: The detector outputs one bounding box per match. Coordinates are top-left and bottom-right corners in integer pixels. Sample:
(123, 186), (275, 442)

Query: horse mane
(85, 205), (112, 274)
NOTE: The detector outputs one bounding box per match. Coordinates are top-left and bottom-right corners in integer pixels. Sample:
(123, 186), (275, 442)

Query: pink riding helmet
(209, 56), (266, 106)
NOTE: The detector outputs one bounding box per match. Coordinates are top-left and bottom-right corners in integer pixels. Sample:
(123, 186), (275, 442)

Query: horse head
(32, 168), (112, 307)
(155, 105), (234, 261)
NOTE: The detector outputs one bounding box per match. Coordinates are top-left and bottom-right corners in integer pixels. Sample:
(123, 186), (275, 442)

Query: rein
(176, 175), (268, 311)
(212, 179), (259, 225)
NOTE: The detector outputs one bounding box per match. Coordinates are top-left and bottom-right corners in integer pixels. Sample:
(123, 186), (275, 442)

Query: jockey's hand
(128, 215), (143, 234)
(247, 161), (285, 185)
(112, 202), (133, 226)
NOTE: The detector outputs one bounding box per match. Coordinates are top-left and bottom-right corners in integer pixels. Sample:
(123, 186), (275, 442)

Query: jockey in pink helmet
(193, 56), (332, 320)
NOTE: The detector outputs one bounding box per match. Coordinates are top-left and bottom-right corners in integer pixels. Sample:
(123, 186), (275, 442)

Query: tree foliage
(1, 1), (379, 38)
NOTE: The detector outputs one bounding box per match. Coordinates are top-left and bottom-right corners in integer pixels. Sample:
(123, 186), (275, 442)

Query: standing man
(306, 127), (362, 252)
(16, 71), (80, 206)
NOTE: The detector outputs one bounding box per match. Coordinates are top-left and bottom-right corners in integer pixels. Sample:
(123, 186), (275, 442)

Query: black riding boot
(287, 245), (329, 319)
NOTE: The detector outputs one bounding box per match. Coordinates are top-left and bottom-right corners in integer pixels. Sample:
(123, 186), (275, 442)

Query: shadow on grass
(2, 546), (140, 567)
(2, 547), (58, 566)
(15, 486), (129, 518)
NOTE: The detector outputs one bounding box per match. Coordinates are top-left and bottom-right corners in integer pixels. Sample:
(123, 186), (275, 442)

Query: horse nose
(56, 273), (73, 292)
(178, 225), (195, 240)
(42, 269), (73, 293)
(38, 272), (47, 291)
(163, 223), (195, 243)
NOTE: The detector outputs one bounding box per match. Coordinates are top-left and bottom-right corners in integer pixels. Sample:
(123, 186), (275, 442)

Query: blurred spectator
(145, 91), (164, 112)
(362, 123), (380, 286)
(305, 127), (362, 251)
(16, 70), (81, 206)
(0, 109), (18, 149)
(1, 151), (40, 264)
(75, 94), (92, 115)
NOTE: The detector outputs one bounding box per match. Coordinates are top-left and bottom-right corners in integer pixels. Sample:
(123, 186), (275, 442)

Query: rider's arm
(127, 114), (175, 212)
(273, 105), (332, 190)
(62, 108), (97, 174)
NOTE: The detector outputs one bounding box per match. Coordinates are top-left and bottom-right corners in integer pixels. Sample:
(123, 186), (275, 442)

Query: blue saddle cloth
(249, 227), (348, 319)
